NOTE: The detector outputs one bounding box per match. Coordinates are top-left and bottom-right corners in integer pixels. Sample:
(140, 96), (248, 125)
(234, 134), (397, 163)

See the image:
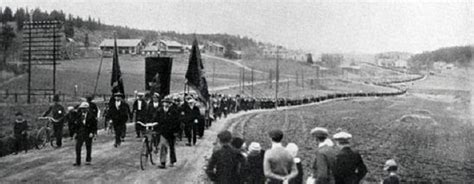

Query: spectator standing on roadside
(65, 106), (78, 138)
(206, 130), (245, 184)
(13, 112), (28, 154)
(246, 142), (266, 184)
(381, 159), (400, 184)
(310, 127), (337, 184)
(286, 143), (303, 184)
(263, 129), (298, 184)
(42, 94), (65, 148)
(332, 131), (368, 184)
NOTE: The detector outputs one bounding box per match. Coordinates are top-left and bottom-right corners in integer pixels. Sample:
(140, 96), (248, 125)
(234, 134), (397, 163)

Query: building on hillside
(160, 40), (184, 54)
(205, 42), (225, 56)
(99, 39), (144, 54)
(377, 59), (395, 67)
(394, 59), (408, 68)
(142, 41), (160, 56)
(230, 50), (243, 59)
(433, 61), (446, 71)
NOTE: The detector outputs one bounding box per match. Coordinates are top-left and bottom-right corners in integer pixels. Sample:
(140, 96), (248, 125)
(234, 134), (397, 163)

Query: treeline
(409, 46), (473, 67)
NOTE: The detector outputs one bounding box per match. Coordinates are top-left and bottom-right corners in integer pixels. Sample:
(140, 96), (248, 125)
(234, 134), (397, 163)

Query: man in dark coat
(73, 102), (98, 166)
(206, 130), (245, 184)
(13, 112), (28, 154)
(146, 93), (160, 123)
(310, 127), (337, 184)
(106, 93), (131, 147)
(42, 94), (65, 148)
(181, 97), (202, 146)
(332, 132), (368, 184)
(153, 97), (179, 168)
(86, 96), (99, 118)
(132, 92), (147, 138)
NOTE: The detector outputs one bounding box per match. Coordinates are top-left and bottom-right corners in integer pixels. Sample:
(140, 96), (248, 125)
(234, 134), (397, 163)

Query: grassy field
(229, 69), (473, 183)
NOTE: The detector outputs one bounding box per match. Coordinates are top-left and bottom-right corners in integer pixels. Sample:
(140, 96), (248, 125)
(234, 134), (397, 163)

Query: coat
(13, 119), (28, 137)
(132, 99), (148, 122)
(181, 103), (202, 126)
(106, 101), (130, 125)
(246, 150), (266, 184)
(43, 103), (66, 124)
(73, 111), (98, 138)
(313, 145), (337, 184)
(333, 147), (368, 184)
(206, 144), (246, 184)
(153, 105), (179, 139)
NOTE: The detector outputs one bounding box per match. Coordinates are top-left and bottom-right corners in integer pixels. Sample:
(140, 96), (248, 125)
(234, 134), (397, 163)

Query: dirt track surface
(0, 113), (248, 184)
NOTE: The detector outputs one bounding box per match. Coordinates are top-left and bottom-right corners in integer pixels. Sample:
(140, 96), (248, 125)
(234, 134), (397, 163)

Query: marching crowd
(11, 92), (401, 183)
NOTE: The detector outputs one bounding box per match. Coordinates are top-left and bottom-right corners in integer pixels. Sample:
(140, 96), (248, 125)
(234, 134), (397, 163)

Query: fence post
(15, 93), (18, 103)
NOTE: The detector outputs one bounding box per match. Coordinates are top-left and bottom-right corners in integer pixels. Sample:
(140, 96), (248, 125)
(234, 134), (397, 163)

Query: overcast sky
(3, 0), (473, 54)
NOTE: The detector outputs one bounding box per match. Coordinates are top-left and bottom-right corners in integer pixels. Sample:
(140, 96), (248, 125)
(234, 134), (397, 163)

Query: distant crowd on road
(206, 128), (401, 184)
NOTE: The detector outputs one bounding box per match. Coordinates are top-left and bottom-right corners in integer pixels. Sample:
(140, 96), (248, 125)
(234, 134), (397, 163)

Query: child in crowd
(286, 143), (303, 184)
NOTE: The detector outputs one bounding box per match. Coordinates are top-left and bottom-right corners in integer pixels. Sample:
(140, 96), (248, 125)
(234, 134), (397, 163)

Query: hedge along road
(0, 68), (425, 184)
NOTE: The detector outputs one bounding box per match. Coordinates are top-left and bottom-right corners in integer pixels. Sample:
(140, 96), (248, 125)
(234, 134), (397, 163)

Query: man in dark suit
(310, 127), (337, 184)
(86, 96), (99, 118)
(42, 94), (65, 148)
(206, 130), (245, 184)
(181, 96), (202, 146)
(106, 93), (131, 147)
(73, 102), (98, 166)
(132, 92), (147, 138)
(153, 97), (179, 168)
(146, 93), (160, 123)
(332, 132), (368, 184)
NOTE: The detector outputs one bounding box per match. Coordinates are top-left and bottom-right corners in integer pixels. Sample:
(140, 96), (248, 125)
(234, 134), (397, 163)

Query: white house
(99, 39), (144, 54)
(394, 60), (408, 68)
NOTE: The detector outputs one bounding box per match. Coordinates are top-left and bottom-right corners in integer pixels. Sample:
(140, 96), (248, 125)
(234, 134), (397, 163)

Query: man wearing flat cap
(153, 96), (179, 168)
(332, 131), (368, 184)
(73, 102), (97, 166)
(181, 96), (202, 146)
(310, 127), (337, 184)
(106, 92), (131, 147)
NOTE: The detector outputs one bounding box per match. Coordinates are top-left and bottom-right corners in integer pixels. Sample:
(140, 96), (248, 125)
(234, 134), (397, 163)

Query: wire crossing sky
(3, 0), (473, 54)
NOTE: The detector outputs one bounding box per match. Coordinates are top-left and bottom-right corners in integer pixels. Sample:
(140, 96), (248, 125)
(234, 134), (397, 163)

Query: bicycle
(136, 121), (159, 170)
(36, 117), (61, 149)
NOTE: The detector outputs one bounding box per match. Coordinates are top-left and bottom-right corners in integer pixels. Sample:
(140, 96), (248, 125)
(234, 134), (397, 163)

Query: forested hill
(0, 6), (261, 52)
(408, 46), (473, 67)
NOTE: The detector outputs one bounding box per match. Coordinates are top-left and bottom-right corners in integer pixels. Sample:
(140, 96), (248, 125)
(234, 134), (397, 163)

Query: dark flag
(111, 34), (125, 95)
(185, 38), (209, 102)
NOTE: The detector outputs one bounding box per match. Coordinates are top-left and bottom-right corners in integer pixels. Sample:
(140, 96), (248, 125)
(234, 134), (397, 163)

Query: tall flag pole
(110, 32), (125, 101)
(185, 38), (210, 103)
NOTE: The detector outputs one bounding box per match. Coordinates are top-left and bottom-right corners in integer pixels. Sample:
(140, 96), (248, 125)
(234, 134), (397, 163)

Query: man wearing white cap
(246, 142), (266, 184)
(332, 131), (368, 184)
(310, 127), (337, 184)
(73, 102), (97, 166)
(382, 159), (400, 184)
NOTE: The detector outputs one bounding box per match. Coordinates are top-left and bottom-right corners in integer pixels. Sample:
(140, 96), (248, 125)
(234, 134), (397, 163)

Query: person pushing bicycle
(42, 94), (65, 148)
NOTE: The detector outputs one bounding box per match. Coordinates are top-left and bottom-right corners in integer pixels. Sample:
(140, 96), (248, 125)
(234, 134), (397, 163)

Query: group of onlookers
(206, 128), (400, 184)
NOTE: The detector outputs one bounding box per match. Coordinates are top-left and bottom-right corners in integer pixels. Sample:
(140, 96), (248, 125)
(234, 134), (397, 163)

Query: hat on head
(333, 131), (352, 144)
(53, 94), (60, 102)
(153, 92), (160, 98)
(67, 106), (75, 111)
(188, 98), (196, 103)
(114, 92), (124, 97)
(310, 127), (329, 138)
(137, 92), (145, 96)
(15, 111), (23, 116)
(384, 159), (398, 171)
(79, 102), (90, 109)
(248, 142), (261, 152)
(162, 97), (173, 103)
(285, 143), (299, 158)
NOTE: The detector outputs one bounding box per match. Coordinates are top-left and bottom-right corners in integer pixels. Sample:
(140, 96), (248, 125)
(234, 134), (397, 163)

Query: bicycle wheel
(140, 139), (151, 170)
(36, 128), (49, 149)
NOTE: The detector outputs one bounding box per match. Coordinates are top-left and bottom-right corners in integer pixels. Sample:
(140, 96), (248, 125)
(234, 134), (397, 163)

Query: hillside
(408, 46), (473, 68)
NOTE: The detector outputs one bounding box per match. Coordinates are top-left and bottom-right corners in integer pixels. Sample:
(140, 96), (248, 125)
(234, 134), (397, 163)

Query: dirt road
(0, 111), (249, 184)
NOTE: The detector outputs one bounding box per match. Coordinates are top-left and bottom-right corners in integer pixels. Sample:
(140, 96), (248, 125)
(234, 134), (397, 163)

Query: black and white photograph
(0, 0), (473, 183)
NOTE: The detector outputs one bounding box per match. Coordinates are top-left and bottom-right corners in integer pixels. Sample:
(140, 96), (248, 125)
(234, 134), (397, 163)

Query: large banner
(145, 57), (173, 97)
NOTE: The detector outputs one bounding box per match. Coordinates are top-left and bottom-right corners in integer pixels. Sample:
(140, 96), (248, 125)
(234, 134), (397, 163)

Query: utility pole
(275, 46), (280, 109)
(301, 70), (304, 89)
(251, 68), (254, 96)
(212, 61), (215, 87)
(242, 67), (245, 94)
